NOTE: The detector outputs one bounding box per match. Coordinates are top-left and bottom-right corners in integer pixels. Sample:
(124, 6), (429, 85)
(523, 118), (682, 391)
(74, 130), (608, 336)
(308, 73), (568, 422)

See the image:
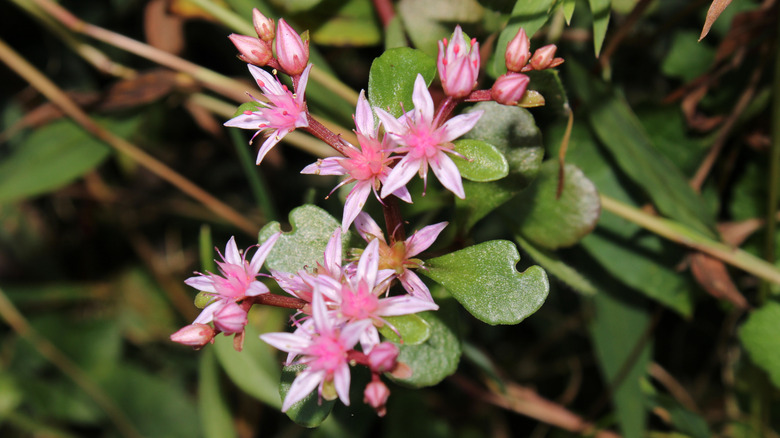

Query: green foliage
(280, 364), (336, 427)
(423, 240), (549, 325)
(378, 314), (432, 345)
(491, 0), (555, 76)
(740, 301), (780, 389)
(451, 139), (509, 182)
(199, 350), (238, 438)
(368, 47), (437, 117)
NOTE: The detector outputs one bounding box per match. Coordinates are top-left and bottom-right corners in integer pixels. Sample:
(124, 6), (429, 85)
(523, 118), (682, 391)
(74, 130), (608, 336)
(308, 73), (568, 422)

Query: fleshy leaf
(514, 234), (597, 295)
(739, 301), (780, 389)
(258, 205), (346, 273)
(397, 0), (484, 56)
(231, 101), (262, 118)
(503, 160), (601, 249)
(279, 364), (336, 427)
(526, 70), (570, 117)
(390, 300), (461, 387)
(422, 240), (549, 325)
(378, 314), (431, 346)
(588, 0), (611, 56)
(451, 139), (509, 182)
(368, 47), (437, 118)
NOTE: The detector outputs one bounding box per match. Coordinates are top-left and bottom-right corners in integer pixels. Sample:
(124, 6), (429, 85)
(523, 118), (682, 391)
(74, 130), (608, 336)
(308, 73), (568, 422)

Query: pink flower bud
(252, 9), (275, 41)
(212, 302), (248, 334)
(275, 19), (309, 75)
(363, 380), (390, 417)
(437, 26), (480, 98)
(228, 34), (273, 67)
(367, 342), (399, 373)
(529, 44), (559, 71)
(505, 28), (531, 72)
(170, 323), (215, 348)
(491, 72), (530, 106)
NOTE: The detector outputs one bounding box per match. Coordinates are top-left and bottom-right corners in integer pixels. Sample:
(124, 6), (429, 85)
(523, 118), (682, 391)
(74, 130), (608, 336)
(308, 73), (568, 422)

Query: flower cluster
(172, 15), (564, 418)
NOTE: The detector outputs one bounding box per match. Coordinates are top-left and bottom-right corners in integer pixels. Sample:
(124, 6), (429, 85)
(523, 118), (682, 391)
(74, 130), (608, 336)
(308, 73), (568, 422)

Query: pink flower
(170, 323), (215, 348)
(363, 380), (390, 416)
(252, 9), (274, 41)
(224, 63), (312, 164)
(491, 72), (530, 106)
(505, 28), (531, 72)
(528, 44), (564, 71)
(261, 290), (372, 411)
(228, 34), (272, 67)
(354, 212), (446, 302)
(275, 19), (309, 75)
(184, 233), (280, 334)
(301, 91), (411, 230)
(437, 26), (480, 98)
(375, 74), (482, 199)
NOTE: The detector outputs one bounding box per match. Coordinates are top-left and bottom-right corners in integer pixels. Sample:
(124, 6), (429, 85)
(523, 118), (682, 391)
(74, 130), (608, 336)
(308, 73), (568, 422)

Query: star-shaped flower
(225, 63), (313, 164)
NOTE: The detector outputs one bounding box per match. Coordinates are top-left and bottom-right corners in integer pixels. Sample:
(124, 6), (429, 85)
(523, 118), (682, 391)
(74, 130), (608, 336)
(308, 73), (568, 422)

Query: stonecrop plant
(171, 11), (564, 422)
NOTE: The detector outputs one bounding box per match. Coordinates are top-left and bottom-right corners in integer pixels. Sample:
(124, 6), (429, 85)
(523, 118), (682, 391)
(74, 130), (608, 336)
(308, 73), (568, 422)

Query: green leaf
(385, 15), (408, 50)
(423, 240), (549, 325)
(514, 234), (597, 295)
(739, 301), (780, 389)
(378, 314), (431, 346)
(567, 61), (717, 238)
(390, 301), (461, 387)
(562, 0), (576, 24)
(642, 381), (711, 438)
(661, 31), (716, 82)
(199, 350), (238, 438)
(504, 160), (601, 249)
(214, 323), (282, 408)
(231, 101), (262, 119)
(368, 48), (437, 118)
(588, 0), (611, 56)
(526, 69), (570, 117)
(456, 102), (544, 230)
(0, 118), (136, 203)
(451, 139), (509, 182)
(398, 0), (484, 56)
(259, 204), (346, 274)
(590, 289), (650, 438)
(269, 0), (321, 13)
(491, 0), (555, 75)
(310, 0), (381, 46)
(279, 364), (336, 427)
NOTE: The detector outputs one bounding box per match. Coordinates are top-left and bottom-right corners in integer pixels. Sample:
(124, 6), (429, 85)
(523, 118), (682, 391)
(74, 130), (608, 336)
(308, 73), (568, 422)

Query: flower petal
(377, 295), (439, 316)
(249, 231), (281, 274)
(411, 74), (434, 123)
(282, 368), (325, 412)
(300, 157), (346, 176)
(356, 239), (380, 288)
(323, 228), (343, 274)
(430, 152), (465, 199)
(405, 222), (448, 257)
(255, 128), (287, 164)
(295, 63), (313, 103)
(354, 90), (375, 137)
(439, 110), (483, 142)
(380, 154), (420, 199)
(184, 275), (217, 293)
(248, 64), (284, 95)
(354, 212), (384, 243)
(374, 108), (406, 137)
(342, 182), (372, 231)
(333, 362), (352, 406)
(223, 112), (266, 129)
(224, 236), (242, 265)
(398, 271), (434, 302)
(259, 331), (311, 354)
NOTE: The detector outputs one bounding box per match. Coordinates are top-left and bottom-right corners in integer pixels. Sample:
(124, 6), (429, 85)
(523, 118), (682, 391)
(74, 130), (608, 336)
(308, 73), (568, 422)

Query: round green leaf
(231, 101), (262, 118)
(378, 314), (431, 346)
(451, 140), (509, 182)
(504, 160), (601, 249)
(740, 301), (780, 389)
(279, 364), (336, 427)
(368, 47), (436, 118)
(258, 204), (346, 274)
(422, 240), (549, 325)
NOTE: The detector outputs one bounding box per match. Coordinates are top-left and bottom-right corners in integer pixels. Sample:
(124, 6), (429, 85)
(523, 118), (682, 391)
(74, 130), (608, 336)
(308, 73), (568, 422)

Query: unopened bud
(212, 302), (248, 334)
(228, 34), (273, 67)
(505, 28), (531, 72)
(491, 72), (530, 106)
(170, 323), (215, 348)
(363, 380), (390, 416)
(367, 342), (399, 373)
(437, 26), (480, 98)
(275, 19), (309, 75)
(529, 44), (562, 71)
(252, 9), (275, 41)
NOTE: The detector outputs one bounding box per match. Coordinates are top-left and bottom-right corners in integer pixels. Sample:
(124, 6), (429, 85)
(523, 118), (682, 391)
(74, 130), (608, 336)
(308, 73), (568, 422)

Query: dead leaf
(700, 0), (733, 41)
(689, 252), (750, 310)
(144, 0), (185, 55)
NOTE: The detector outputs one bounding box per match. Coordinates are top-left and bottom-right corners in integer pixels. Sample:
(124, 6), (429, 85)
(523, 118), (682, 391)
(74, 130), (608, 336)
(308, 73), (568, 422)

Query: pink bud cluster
(228, 9), (309, 76)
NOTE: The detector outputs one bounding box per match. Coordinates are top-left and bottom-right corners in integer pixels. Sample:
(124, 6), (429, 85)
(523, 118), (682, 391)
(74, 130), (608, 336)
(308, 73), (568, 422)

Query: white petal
(184, 275), (216, 293)
(430, 152), (465, 199)
(399, 271), (434, 302)
(193, 301), (222, 324)
(259, 331), (310, 354)
(391, 185), (413, 203)
(295, 63), (313, 103)
(249, 232), (281, 274)
(439, 110), (483, 142)
(374, 107), (406, 136)
(357, 239), (380, 288)
(411, 74), (434, 123)
(378, 295), (438, 316)
(255, 129), (287, 164)
(245, 281), (269, 297)
(323, 228), (343, 273)
(354, 90), (375, 136)
(342, 182), (372, 231)
(354, 212), (384, 243)
(223, 112), (266, 129)
(300, 157), (347, 176)
(380, 154), (420, 199)
(224, 236), (242, 265)
(311, 289), (332, 335)
(405, 222), (448, 256)
(333, 363), (352, 406)
(282, 369), (324, 412)
(248, 64), (284, 95)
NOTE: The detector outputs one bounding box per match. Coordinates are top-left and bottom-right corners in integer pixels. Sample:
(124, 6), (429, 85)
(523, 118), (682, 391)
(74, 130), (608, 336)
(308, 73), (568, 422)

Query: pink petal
(248, 64), (284, 95)
(342, 182), (372, 231)
(259, 331), (311, 354)
(333, 362), (352, 406)
(323, 228), (343, 273)
(224, 236), (242, 265)
(340, 319), (374, 348)
(359, 326), (381, 352)
(380, 154), (420, 199)
(356, 239), (380, 288)
(411, 74), (434, 123)
(430, 152), (465, 199)
(184, 275), (216, 293)
(255, 128), (287, 164)
(354, 212), (384, 243)
(249, 232), (281, 274)
(300, 157), (347, 176)
(193, 300), (222, 324)
(399, 271), (434, 302)
(223, 112), (266, 129)
(439, 110), (483, 142)
(374, 107), (406, 137)
(405, 222), (448, 256)
(354, 90), (375, 137)
(295, 64), (313, 104)
(377, 295), (439, 316)
(391, 185), (412, 203)
(282, 368), (325, 412)
(245, 281), (269, 297)
(311, 289), (333, 335)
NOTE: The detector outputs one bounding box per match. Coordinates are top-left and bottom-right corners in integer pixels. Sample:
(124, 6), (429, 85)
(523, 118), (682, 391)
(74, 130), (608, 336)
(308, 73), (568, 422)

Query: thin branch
(0, 37), (259, 236)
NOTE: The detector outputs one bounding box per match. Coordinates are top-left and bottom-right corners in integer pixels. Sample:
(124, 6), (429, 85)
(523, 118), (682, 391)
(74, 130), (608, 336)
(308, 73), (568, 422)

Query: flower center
(340, 283), (379, 320)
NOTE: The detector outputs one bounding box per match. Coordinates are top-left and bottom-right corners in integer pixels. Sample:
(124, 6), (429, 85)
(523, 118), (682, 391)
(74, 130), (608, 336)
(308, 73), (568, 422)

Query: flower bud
(505, 28), (531, 72)
(228, 34), (273, 67)
(170, 323), (215, 348)
(252, 9), (275, 41)
(275, 19), (309, 75)
(367, 342), (399, 373)
(529, 44), (561, 71)
(437, 26), (480, 98)
(363, 380), (390, 417)
(491, 72), (530, 106)
(212, 302), (248, 334)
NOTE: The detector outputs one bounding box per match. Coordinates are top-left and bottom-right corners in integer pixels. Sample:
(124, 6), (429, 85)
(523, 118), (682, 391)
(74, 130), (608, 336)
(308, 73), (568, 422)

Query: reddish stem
(382, 195), (406, 244)
(463, 89), (493, 102)
(303, 113), (350, 156)
(371, 0), (396, 28)
(249, 293), (308, 310)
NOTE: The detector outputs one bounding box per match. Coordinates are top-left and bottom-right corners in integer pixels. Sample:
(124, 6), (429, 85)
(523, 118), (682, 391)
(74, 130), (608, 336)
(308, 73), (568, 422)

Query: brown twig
(0, 37), (259, 236)
(598, 0), (656, 69)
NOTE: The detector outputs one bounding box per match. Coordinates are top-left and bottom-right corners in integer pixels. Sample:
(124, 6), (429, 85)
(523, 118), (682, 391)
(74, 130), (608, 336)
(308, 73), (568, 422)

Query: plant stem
(383, 195), (406, 244)
(305, 113), (350, 156)
(599, 194), (780, 287)
(0, 37), (259, 236)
